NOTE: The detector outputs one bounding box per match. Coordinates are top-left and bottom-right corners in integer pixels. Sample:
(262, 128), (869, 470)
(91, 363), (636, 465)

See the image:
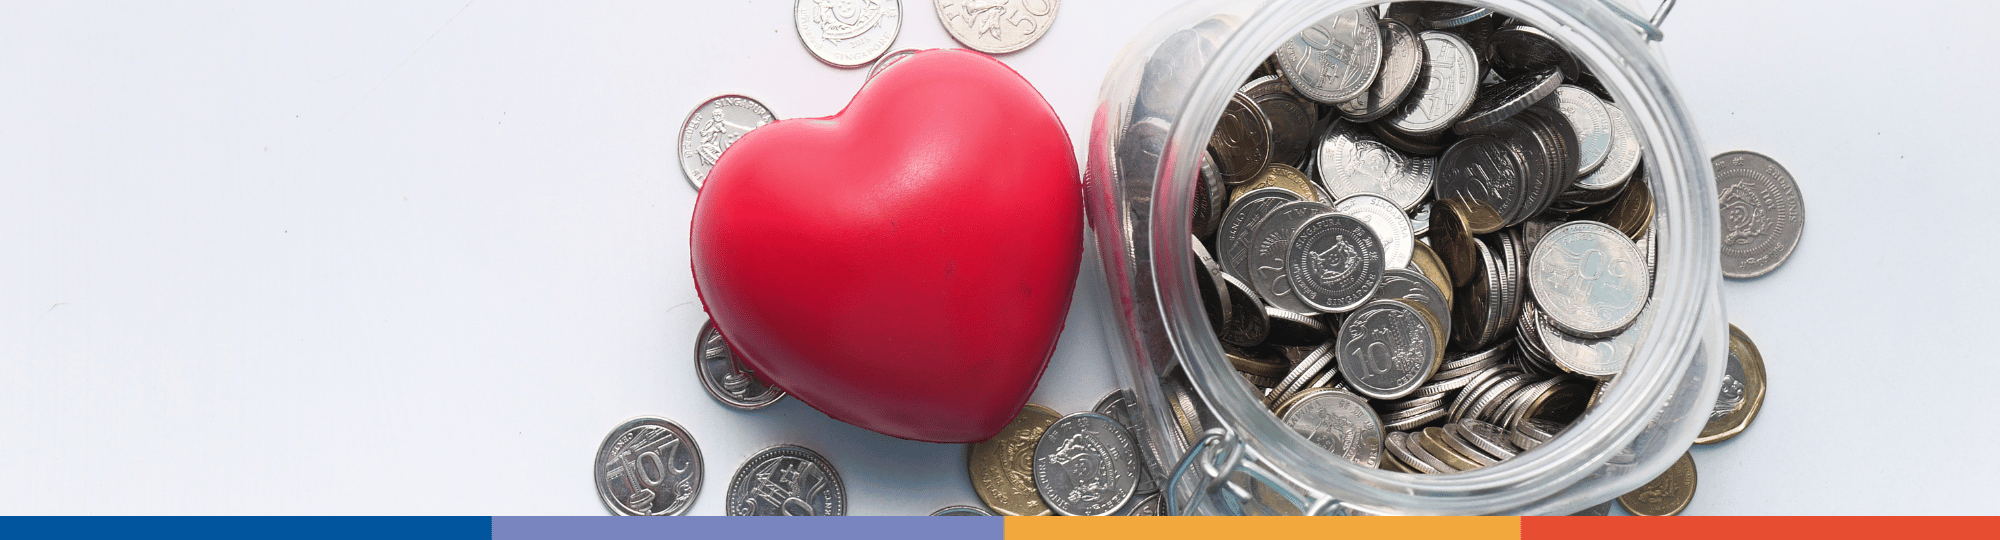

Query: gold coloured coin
(1415, 427), (1478, 471)
(967, 403), (1059, 516)
(1409, 241), (1455, 308)
(1229, 163), (1326, 204)
(1587, 173), (1653, 241)
(1696, 324), (1768, 444)
(1427, 201), (1480, 287)
(1617, 451), (1696, 516)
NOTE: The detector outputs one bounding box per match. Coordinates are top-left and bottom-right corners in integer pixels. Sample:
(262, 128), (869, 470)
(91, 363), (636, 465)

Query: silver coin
(1279, 388), (1384, 468)
(1576, 105), (1640, 191)
(1714, 151), (1805, 278)
(1243, 75), (1319, 166)
(1396, 429), (1456, 472)
(1193, 150), (1227, 238)
(1381, 31), (1481, 137)
(1336, 19), (1425, 123)
(1552, 86), (1613, 176)
(931, 504), (995, 516)
(1270, 341), (1338, 406)
(595, 417), (703, 516)
(1218, 187), (1301, 281)
(1410, 202), (1432, 236)
(1535, 302), (1651, 377)
(678, 95), (777, 190)
(1218, 273), (1270, 346)
(725, 445), (847, 515)
(794, 0), (902, 68)
(1275, 8), (1383, 104)
(1192, 237), (1231, 331)
(1336, 299), (1438, 400)
(1318, 122), (1437, 212)
(1383, 431), (1444, 474)
(1452, 68), (1563, 136)
(1092, 389), (1159, 496)
(1264, 305), (1333, 346)
(1033, 412), (1140, 516)
(1528, 221), (1650, 338)
(1421, 4), (1493, 29)
(1485, 25), (1579, 81)
(1334, 194), (1415, 269)
(1250, 201), (1337, 314)
(933, 0), (1060, 54)
(1376, 268), (1450, 334)
(1434, 135), (1530, 234)
(1125, 492), (1163, 516)
(1212, 92), (1274, 186)
(696, 320), (786, 410)
(865, 47), (923, 80)
(1285, 212), (1385, 314)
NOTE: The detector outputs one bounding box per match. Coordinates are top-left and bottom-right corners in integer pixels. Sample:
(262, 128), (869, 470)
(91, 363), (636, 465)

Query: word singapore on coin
(679, 95), (776, 190)
(1185, 3), (1673, 481)
(726, 444), (848, 515)
(1713, 151), (1803, 279)
(695, 319), (786, 409)
(794, 0), (902, 68)
(934, 0), (1060, 54)
(595, 417), (703, 516)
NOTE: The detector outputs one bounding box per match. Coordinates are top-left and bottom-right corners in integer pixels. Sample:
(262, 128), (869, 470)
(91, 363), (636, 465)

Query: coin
(865, 48), (923, 80)
(1409, 241), (1455, 306)
(1193, 152), (1227, 238)
(1125, 492), (1163, 516)
(1318, 122), (1437, 212)
(1192, 238), (1231, 330)
(1485, 25), (1579, 81)
(1285, 212), (1386, 314)
(1434, 136), (1528, 234)
(1415, 427), (1478, 471)
(1279, 389), (1384, 467)
(1551, 86), (1613, 176)
(1375, 268), (1451, 346)
(1243, 76), (1319, 166)
(1452, 68), (1563, 136)
(1714, 151), (1805, 278)
(1528, 221), (1650, 338)
(1270, 342), (1338, 406)
(1575, 105), (1640, 191)
(1275, 8), (1383, 104)
(726, 445), (847, 515)
(1093, 389), (1160, 495)
(1571, 501), (1613, 516)
(1231, 164), (1325, 205)
(1034, 412), (1140, 516)
(1586, 169), (1654, 240)
(968, 403), (1059, 516)
(1617, 451), (1696, 516)
(695, 320), (786, 410)
(1264, 305), (1333, 346)
(678, 95), (777, 190)
(1213, 92), (1275, 186)
(594, 417), (703, 516)
(1336, 299), (1439, 400)
(1382, 31), (1481, 137)
(1336, 19), (1425, 123)
(1697, 324), (1768, 444)
(1219, 187), (1303, 281)
(794, 0), (902, 68)
(1420, 3), (1494, 29)
(933, 0), (1060, 54)
(1251, 200), (1337, 313)
(1218, 273), (1270, 346)
(931, 505), (995, 516)
(1334, 194), (1416, 269)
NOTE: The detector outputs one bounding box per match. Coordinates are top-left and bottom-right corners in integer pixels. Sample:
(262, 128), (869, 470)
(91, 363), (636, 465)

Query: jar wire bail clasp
(1602, 0), (1674, 41)
(1165, 428), (1245, 516)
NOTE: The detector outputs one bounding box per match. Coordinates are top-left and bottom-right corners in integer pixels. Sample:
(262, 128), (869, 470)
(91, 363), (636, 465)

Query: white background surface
(1, 1), (1996, 515)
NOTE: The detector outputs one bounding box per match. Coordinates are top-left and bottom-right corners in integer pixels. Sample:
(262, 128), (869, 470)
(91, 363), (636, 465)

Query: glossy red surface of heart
(691, 50), (1082, 443)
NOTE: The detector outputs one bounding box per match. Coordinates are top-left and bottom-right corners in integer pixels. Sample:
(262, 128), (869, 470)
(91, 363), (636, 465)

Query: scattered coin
(1093, 389), (1160, 495)
(725, 445), (847, 515)
(1285, 212), (1385, 314)
(1714, 151), (1804, 278)
(1696, 324), (1767, 444)
(1336, 19), (1425, 123)
(1452, 68), (1563, 136)
(1336, 299), (1438, 400)
(1334, 194), (1416, 269)
(1382, 31), (1481, 137)
(1617, 451), (1696, 516)
(933, 0), (1060, 54)
(695, 320), (786, 410)
(678, 95), (776, 190)
(1212, 92), (1275, 186)
(968, 404), (1059, 516)
(1527, 221), (1650, 338)
(794, 0), (902, 68)
(1317, 122), (1436, 212)
(931, 504), (995, 516)
(595, 417), (703, 516)
(1278, 388), (1384, 467)
(1551, 86), (1613, 176)
(1033, 412), (1140, 516)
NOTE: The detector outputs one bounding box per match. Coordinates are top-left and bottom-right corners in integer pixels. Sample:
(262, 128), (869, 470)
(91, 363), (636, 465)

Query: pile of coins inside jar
(1187, 2), (1674, 478)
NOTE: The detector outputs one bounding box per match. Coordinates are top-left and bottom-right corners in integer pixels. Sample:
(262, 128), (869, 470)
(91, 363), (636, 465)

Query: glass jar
(1081, 0), (1727, 515)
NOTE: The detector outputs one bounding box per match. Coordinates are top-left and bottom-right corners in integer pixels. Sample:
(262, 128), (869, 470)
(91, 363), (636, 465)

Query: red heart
(691, 50), (1082, 443)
